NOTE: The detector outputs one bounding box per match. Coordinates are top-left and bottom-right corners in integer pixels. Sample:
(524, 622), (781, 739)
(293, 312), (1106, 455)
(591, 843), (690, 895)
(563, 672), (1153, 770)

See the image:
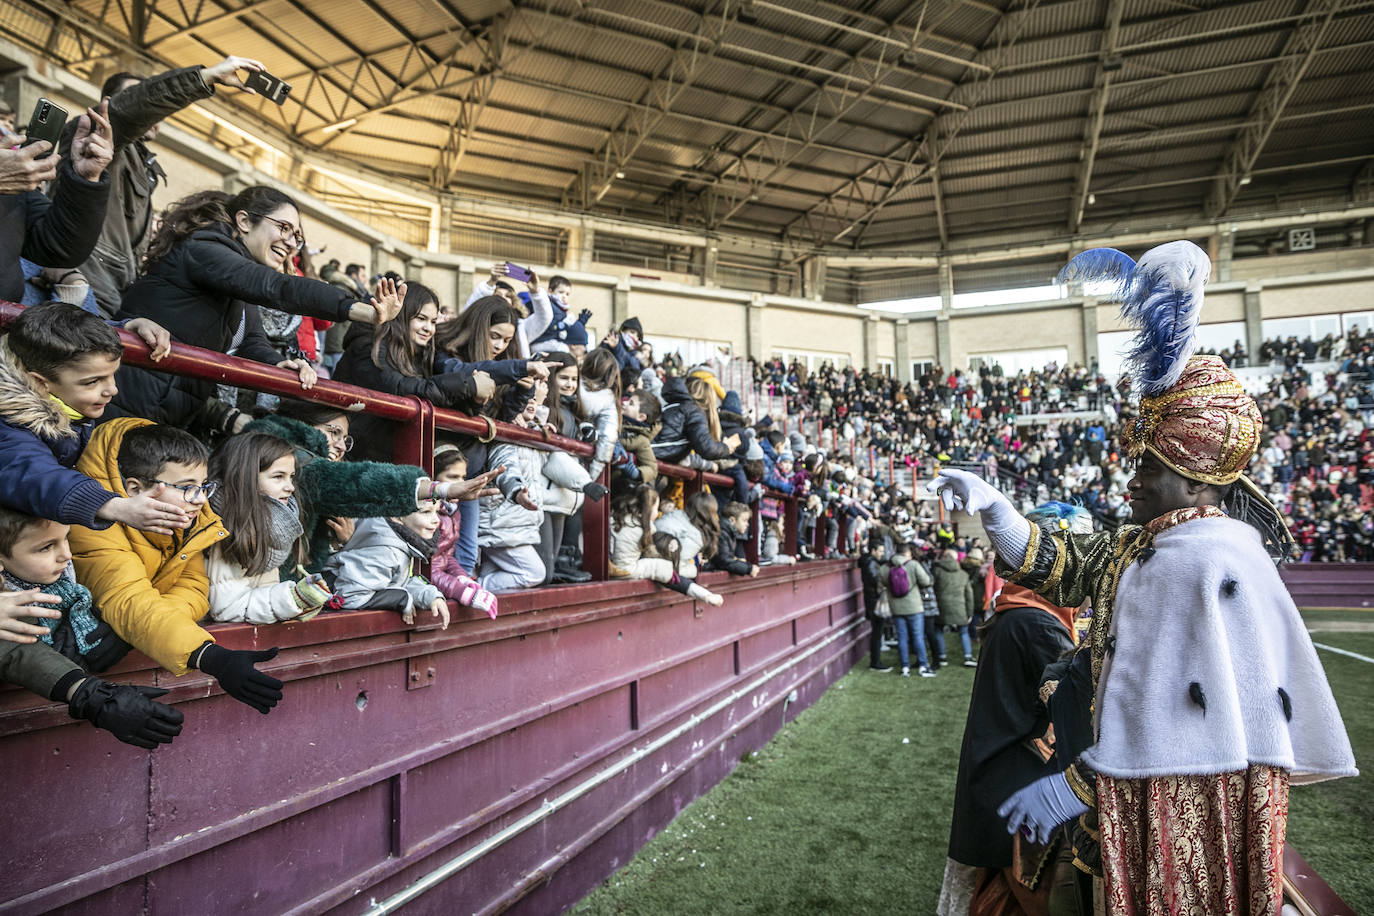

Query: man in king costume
(931, 240), (1357, 916)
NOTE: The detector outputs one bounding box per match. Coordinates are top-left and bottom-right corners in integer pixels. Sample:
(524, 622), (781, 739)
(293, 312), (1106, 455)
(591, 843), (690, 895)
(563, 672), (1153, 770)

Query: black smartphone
(21, 98), (67, 157)
(245, 69), (292, 105)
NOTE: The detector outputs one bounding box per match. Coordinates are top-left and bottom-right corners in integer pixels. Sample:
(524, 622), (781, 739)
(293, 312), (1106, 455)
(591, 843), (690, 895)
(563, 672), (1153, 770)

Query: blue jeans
(456, 499), (480, 573)
(954, 624), (973, 661)
(894, 615), (928, 670)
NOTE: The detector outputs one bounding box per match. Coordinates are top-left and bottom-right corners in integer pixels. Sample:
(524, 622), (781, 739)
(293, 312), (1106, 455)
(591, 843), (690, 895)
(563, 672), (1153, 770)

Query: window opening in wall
(643, 335), (731, 367)
(876, 359), (893, 377)
(968, 347), (1069, 377)
(911, 359), (934, 379)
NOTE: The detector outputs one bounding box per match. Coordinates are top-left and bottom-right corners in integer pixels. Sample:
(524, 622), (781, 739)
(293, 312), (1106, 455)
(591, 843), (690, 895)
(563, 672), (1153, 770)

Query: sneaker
(870, 665), (894, 673)
(963, 659), (978, 668)
(919, 666), (936, 678)
(901, 666), (910, 677)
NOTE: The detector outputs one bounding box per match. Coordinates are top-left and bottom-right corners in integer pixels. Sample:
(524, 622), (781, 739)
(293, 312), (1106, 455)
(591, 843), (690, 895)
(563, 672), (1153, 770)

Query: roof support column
(747, 293), (765, 363)
(1080, 296), (1099, 369)
(703, 242), (719, 287)
(895, 318), (911, 382)
(863, 314), (881, 372)
(612, 278), (630, 332)
(1245, 283), (1264, 364)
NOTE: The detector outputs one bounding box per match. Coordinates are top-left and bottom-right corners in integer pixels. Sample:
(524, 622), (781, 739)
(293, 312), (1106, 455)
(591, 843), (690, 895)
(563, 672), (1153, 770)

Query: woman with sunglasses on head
(106, 186), (402, 431)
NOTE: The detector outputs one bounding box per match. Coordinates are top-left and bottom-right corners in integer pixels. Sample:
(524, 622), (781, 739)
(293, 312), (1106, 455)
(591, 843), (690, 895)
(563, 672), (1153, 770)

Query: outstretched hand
(203, 55), (266, 90)
(927, 468), (1001, 516)
(69, 100), (113, 182)
(370, 277), (406, 324)
(0, 589), (62, 643)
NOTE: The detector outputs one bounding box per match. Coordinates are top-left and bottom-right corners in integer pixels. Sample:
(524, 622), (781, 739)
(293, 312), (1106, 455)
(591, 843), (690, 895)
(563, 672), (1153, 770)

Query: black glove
(582, 481), (607, 502)
(577, 308), (593, 325)
(194, 644), (283, 714)
(67, 679), (184, 749)
(80, 623), (134, 673)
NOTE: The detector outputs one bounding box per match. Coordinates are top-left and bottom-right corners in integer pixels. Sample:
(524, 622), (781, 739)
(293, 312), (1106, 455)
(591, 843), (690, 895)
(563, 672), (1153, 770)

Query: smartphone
(244, 69), (292, 105)
(504, 262), (533, 283)
(21, 98), (67, 157)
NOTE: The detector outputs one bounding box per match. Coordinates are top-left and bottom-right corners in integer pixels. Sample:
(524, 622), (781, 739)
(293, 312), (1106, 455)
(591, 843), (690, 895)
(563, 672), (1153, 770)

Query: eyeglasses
(153, 480), (219, 502)
(323, 426), (354, 454)
(256, 213), (305, 250)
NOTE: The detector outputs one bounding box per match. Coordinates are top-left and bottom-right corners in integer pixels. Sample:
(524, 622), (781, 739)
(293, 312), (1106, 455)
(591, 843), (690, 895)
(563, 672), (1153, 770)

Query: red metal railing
(0, 301), (803, 579)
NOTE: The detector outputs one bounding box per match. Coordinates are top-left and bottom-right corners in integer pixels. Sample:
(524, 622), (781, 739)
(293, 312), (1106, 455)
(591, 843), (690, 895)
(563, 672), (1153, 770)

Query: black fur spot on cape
(1221, 578), (1238, 598)
(1278, 687), (1292, 722)
(1189, 682), (1207, 716)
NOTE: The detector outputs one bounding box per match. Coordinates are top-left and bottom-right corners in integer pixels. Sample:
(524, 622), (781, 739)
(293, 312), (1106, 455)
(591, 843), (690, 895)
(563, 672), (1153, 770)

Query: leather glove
(582, 481), (607, 502)
(194, 643), (283, 714)
(80, 622), (134, 673)
(927, 468), (1031, 567)
(997, 772), (1088, 846)
(67, 679), (184, 749)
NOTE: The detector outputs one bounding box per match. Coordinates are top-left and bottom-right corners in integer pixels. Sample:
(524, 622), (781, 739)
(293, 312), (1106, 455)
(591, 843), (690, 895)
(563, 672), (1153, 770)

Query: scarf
(3, 566), (104, 657)
(995, 582), (1077, 641)
(387, 518), (437, 562)
(264, 495), (306, 572)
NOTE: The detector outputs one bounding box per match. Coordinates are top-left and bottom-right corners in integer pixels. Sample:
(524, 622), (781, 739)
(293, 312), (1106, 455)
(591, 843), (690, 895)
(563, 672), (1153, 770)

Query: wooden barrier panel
(0, 562), (863, 914)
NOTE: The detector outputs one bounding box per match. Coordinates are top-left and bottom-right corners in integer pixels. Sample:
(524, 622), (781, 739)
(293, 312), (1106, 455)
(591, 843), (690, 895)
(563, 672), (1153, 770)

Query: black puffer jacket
(652, 377), (734, 464)
(56, 66), (214, 316)
(711, 523), (752, 576)
(108, 223), (358, 428)
(0, 158), (109, 303)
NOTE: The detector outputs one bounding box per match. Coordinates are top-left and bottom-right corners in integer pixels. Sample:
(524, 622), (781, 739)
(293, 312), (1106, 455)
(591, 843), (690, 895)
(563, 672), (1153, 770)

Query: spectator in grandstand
(109, 187), (403, 430)
(712, 502), (758, 577)
(332, 282), (485, 417)
(603, 317), (645, 372)
(0, 303), (192, 533)
(477, 381), (550, 592)
(320, 262), (369, 368)
(882, 541), (934, 678)
(69, 419), (284, 714)
(0, 506), (129, 671)
(463, 262), (554, 357)
(1, 97), (112, 305)
(655, 491), (720, 584)
(428, 447), (498, 617)
(538, 405), (607, 587)
(615, 387), (661, 484)
(579, 347), (621, 482)
(204, 432), (331, 624)
(241, 397), (501, 573)
(529, 274), (593, 357)
(652, 374), (739, 471)
(58, 57), (267, 317)
(432, 295), (549, 413)
(608, 483), (723, 604)
(325, 502), (449, 628)
(758, 517), (796, 566)
(0, 510), (183, 748)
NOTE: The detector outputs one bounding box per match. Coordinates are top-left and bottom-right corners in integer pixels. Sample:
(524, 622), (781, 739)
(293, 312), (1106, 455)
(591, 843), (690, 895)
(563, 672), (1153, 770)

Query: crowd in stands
(1, 54), (1370, 753)
(0, 55), (887, 751)
(757, 321), (1374, 561)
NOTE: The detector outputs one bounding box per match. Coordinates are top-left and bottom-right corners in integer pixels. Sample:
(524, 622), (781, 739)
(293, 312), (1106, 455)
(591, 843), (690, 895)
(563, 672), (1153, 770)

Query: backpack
(888, 562), (911, 598)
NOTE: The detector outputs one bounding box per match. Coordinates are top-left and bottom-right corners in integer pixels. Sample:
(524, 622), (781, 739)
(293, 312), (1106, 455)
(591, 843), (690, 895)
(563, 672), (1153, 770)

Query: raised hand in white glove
(927, 468), (1031, 568)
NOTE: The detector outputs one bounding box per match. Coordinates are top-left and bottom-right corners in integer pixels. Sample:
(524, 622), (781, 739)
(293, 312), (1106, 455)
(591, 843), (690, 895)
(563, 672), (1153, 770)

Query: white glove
(927, 468), (1031, 568)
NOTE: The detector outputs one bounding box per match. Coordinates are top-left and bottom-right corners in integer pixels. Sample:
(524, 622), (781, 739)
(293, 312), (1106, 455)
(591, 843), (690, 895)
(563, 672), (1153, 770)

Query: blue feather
(1055, 247), (1137, 293)
(1119, 241), (1209, 396)
(1027, 500), (1092, 533)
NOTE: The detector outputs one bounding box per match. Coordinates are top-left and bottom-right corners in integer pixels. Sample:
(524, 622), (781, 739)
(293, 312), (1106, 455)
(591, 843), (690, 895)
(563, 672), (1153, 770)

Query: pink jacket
(430, 503), (469, 600)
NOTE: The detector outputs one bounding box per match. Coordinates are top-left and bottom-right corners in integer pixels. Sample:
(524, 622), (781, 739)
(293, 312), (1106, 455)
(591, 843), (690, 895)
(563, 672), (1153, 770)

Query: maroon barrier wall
(1, 562), (864, 915)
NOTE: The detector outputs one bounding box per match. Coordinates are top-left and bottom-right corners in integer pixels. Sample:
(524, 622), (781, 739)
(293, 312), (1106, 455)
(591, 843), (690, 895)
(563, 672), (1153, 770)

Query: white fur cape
(1081, 516), (1357, 784)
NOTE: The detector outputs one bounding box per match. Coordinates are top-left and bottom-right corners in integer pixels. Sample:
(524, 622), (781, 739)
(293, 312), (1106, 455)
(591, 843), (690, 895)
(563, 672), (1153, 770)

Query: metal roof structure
(5, 0), (1373, 262)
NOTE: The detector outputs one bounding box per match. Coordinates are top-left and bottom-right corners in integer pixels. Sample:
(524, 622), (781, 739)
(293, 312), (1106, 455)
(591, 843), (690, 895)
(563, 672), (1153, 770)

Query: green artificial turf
(574, 612), (1374, 915)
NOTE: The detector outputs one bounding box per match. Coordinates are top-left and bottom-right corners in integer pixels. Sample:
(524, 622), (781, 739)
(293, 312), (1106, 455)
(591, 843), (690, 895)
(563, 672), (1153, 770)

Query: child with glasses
(69, 419), (285, 715)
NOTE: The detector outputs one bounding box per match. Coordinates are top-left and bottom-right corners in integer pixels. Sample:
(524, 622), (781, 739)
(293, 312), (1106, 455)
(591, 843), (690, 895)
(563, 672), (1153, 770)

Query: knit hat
(721, 390), (743, 416)
(688, 367), (726, 400)
(621, 316), (643, 338)
(744, 439), (763, 461)
(565, 322), (588, 347)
